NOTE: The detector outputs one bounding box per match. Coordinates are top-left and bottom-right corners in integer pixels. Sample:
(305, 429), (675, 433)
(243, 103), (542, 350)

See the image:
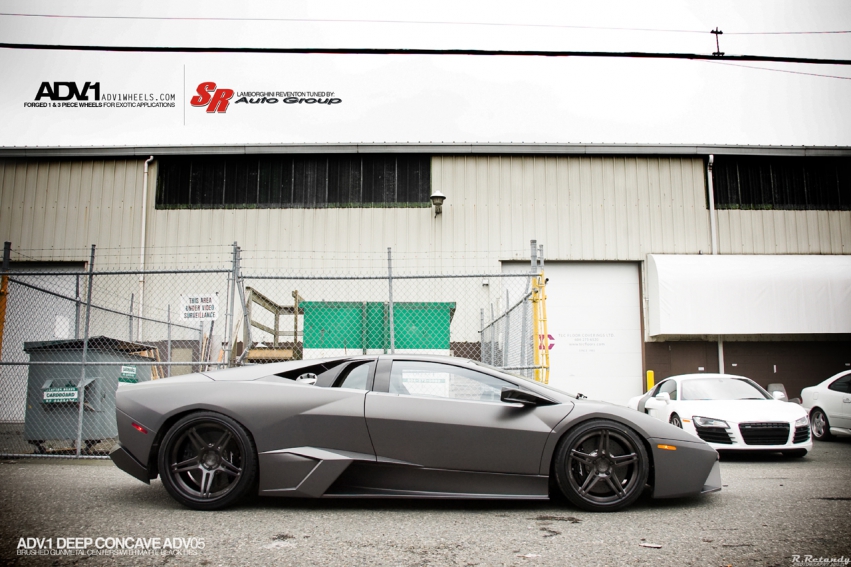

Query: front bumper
(688, 419), (813, 452)
(649, 437), (720, 499)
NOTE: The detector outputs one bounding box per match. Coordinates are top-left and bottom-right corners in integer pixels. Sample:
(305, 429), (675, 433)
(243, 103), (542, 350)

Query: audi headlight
(795, 416), (809, 427)
(693, 416), (729, 428)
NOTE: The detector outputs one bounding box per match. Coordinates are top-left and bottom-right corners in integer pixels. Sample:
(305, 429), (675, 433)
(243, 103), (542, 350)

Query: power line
(701, 60), (851, 80)
(1, 43), (849, 66)
(0, 12), (848, 36)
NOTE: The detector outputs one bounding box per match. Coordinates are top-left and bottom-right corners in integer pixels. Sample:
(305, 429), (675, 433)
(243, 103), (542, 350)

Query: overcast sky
(1, 0), (850, 147)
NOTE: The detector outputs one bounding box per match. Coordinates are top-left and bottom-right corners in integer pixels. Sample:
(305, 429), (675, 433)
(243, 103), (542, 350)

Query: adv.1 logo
(190, 82), (234, 113)
(35, 82), (100, 101)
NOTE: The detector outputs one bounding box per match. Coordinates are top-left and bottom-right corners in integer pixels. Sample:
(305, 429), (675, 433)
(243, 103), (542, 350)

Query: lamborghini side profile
(110, 355), (721, 512)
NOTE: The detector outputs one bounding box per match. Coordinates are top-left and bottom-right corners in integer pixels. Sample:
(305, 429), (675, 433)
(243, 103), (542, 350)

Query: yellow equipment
(531, 270), (550, 384)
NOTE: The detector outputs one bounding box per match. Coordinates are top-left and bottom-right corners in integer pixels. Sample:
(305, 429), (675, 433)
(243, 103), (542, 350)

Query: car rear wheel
(158, 411), (257, 510)
(553, 419), (649, 512)
(669, 414), (683, 429)
(810, 408), (833, 441)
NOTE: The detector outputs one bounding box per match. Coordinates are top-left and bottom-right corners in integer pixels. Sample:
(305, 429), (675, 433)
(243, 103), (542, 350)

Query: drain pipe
(707, 155), (724, 373)
(138, 156), (154, 341)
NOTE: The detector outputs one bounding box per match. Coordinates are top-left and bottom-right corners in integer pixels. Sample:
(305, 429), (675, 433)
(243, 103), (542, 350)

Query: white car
(627, 373), (812, 457)
(801, 370), (851, 441)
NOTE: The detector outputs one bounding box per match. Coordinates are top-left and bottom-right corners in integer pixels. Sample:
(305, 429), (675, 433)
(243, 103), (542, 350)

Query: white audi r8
(801, 370), (851, 441)
(628, 374), (812, 457)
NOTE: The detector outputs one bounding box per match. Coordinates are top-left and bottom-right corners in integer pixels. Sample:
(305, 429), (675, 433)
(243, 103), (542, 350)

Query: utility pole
(711, 28), (724, 56)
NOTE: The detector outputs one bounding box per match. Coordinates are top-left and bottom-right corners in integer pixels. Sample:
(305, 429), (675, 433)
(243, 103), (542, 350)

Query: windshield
(681, 378), (771, 401)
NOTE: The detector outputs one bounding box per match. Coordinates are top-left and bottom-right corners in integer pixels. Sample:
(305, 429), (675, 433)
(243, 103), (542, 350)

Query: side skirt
(325, 461), (550, 499)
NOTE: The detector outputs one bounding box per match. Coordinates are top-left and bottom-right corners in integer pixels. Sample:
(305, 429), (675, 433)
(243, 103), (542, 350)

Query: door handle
(843, 398), (851, 403)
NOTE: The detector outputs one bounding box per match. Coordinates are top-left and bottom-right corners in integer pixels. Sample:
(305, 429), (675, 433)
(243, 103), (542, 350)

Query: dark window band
(156, 154), (431, 209)
(712, 156), (851, 211)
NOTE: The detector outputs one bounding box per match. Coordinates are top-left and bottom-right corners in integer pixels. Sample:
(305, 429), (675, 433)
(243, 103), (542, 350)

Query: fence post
(387, 247), (395, 354)
(490, 303), (495, 366)
(0, 242), (9, 362)
(235, 247), (252, 365)
(75, 244), (95, 457)
(128, 293), (134, 342)
(503, 290), (510, 368)
(479, 308), (484, 364)
(520, 292), (530, 377)
(166, 304), (172, 378)
(197, 321), (204, 372)
(225, 241), (238, 366)
(74, 275), (80, 339)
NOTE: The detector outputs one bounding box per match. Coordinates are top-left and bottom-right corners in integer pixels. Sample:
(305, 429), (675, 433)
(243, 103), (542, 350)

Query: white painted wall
(504, 262), (643, 406)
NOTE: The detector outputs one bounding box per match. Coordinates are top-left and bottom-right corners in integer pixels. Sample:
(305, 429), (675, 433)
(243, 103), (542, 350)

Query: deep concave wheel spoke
(199, 469), (215, 498)
(214, 430), (232, 450)
(579, 472), (600, 495)
(605, 471), (626, 499)
(171, 456), (200, 473)
(597, 429), (610, 455)
(188, 428), (208, 452)
(570, 449), (595, 467)
(219, 458), (242, 477)
(611, 452), (637, 466)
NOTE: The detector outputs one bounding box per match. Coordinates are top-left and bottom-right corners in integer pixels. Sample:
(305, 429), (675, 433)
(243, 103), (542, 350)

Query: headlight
(693, 416), (729, 428)
(795, 416), (809, 427)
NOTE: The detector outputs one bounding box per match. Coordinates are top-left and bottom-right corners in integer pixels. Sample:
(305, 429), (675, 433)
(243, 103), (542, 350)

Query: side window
(828, 376), (851, 393)
(389, 361), (514, 402)
(334, 362), (374, 390)
(659, 380), (678, 400)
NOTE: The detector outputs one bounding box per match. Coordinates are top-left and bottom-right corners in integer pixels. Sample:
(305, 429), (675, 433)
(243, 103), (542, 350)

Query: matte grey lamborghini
(110, 355), (722, 512)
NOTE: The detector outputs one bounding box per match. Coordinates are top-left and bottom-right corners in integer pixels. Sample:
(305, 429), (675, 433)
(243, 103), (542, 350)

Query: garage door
(503, 262), (642, 406)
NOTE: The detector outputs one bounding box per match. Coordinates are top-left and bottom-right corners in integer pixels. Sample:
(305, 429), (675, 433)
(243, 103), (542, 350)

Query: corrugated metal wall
(0, 159), (144, 264)
(1, 156), (849, 269)
(433, 156), (714, 261)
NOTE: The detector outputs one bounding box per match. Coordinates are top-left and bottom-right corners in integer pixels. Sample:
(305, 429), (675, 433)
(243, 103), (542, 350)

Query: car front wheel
(810, 409), (832, 441)
(553, 419), (649, 512)
(158, 411), (257, 510)
(669, 414), (683, 429)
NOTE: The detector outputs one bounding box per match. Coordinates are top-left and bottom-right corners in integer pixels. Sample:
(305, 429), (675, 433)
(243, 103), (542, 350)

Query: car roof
(664, 373), (750, 381)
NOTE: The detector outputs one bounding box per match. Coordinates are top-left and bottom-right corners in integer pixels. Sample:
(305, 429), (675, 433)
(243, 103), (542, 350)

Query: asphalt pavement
(1, 438), (850, 567)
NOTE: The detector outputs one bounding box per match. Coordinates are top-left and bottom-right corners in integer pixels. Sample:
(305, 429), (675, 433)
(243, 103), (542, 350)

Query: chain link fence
(0, 242), (545, 458)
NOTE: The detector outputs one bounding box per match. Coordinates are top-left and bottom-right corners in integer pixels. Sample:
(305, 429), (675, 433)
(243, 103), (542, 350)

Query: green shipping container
(301, 302), (456, 352)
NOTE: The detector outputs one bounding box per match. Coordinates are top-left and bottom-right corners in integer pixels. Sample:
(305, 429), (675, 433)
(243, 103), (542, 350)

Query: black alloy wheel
(669, 414), (683, 429)
(158, 411), (257, 510)
(554, 419), (649, 512)
(810, 409), (832, 441)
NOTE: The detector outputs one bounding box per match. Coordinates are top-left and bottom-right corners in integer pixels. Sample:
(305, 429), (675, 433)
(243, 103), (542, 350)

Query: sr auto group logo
(190, 82), (342, 113)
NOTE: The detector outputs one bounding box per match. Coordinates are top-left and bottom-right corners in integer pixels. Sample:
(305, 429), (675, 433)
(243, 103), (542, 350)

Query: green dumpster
(23, 337), (154, 454)
(301, 301), (455, 355)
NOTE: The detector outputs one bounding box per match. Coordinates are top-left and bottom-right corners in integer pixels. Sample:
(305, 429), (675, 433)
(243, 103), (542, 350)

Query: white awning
(647, 255), (851, 336)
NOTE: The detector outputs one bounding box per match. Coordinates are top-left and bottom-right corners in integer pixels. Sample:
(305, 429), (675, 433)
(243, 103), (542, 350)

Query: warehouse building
(1, 144), (850, 405)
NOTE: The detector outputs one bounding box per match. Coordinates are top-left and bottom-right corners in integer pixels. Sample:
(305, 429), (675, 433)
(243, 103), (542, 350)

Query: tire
(781, 449), (807, 459)
(810, 408), (833, 441)
(158, 411), (257, 510)
(669, 414), (683, 429)
(553, 419), (650, 512)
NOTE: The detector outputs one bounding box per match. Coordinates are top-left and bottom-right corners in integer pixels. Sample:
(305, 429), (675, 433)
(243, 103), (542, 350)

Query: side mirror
(501, 387), (555, 406)
(655, 392), (671, 403)
(772, 391), (787, 401)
